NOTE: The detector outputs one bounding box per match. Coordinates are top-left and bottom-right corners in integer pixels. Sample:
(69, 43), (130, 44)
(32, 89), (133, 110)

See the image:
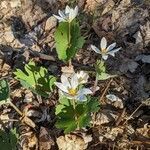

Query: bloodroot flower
(91, 37), (121, 60)
(55, 73), (92, 101)
(53, 5), (78, 23)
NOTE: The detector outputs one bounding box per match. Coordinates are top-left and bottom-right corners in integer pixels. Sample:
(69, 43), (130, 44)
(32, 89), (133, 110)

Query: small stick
(92, 78), (113, 127)
(123, 103), (143, 125)
(0, 119), (19, 122)
(92, 73), (98, 95)
(99, 78), (113, 103)
(115, 108), (126, 126)
(9, 101), (23, 116)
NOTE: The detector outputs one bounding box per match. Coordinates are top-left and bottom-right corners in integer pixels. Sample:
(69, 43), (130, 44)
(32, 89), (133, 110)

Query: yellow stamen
(68, 88), (77, 96)
(101, 48), (107, 53)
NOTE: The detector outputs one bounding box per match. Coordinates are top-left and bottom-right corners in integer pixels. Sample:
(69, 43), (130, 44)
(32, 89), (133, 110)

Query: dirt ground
(0, 0), (150, 149)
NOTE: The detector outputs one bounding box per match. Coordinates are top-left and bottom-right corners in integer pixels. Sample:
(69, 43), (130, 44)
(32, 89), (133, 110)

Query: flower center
(101, 48), (107, 53)
(68, 88), (77, 96)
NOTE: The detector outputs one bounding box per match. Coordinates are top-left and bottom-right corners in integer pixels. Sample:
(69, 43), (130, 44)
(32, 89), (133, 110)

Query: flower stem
(69, 59), (72, 67)
(68, 22), (71, 46)
(72, 99), (79, 129)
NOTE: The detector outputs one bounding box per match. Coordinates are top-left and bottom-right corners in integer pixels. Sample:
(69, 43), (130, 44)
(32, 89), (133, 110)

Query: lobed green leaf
(14, 61), (56, 98)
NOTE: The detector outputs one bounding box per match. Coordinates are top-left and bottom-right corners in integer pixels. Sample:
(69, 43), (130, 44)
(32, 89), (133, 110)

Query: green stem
(72, 99), (75, 109)
(72, 99), (79, 129)
(68, 22), (71, 45)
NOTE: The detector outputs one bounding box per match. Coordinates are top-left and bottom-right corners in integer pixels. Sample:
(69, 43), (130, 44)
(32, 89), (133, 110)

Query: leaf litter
(0, 0), (150, 149)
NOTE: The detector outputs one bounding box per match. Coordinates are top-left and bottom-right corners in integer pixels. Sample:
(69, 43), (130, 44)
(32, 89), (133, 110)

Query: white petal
(71, 74), (79, 89)
(54, 82), (68, 93)
(76, 71), (89, 83)
(107, 42), (116, 51)
(100, 37), (107, 50)
(58, 10), (66, 19)
(91, 45), (100, 54)
(68, 6), (78, 22)
(107, 47), (121, 56)
(74, 6), (78, 17)
(53, 15), (66, 22)
(69, 9), (75, 22)
(78, 88), (92, 95)
(102, 54), (108, 60)
(61, 74), (71, 88)
(76, 94), (87, 101)
(65, 5), (70, 14)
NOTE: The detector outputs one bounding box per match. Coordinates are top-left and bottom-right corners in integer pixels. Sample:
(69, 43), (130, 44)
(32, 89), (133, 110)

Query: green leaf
(95, 60), (106, 75)
(0, 128), (18, 150)
(55, 97), (100, 133)
(14, 61), (56, 98)
(56, 103), (77, 133)
(9, 128), (19, 150)
(66, 21), (85, 61)
(55, 97), (71, 115)
(78, 113), (91, 128)
(54, 22), (69, 60)
(95, 60), (117, 80)
(98, 73), (117, 80)
(0, 80), (9, 101)
(86, 97), (100, 113)
(54, 20), (85, 61)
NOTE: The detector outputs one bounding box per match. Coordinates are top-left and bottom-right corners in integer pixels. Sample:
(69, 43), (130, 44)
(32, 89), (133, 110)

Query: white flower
(53, 5), (78, 23)
(76, 71), (89, 84)
(55, 73), (92, 101)
(91, 37), (121, 60)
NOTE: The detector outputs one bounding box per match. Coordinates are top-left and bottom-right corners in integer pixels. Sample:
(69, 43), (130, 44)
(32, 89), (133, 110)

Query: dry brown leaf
(84, 0), (106, 13)
(20, 131), (38, 150)
(57, 133), (92, 150)
(39, 127), (55, 150)
(140, 21), (150, 46)
(61, 65), (75, 77)
(91, 109), (118, 125)
(102, 0), (115, 15)
(45, 16), (57, 31)
(136, 124), (150, 138)
(104, 127), (124, 141)
(111, 0), (131, 24)
(106, 94), (124, 109)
